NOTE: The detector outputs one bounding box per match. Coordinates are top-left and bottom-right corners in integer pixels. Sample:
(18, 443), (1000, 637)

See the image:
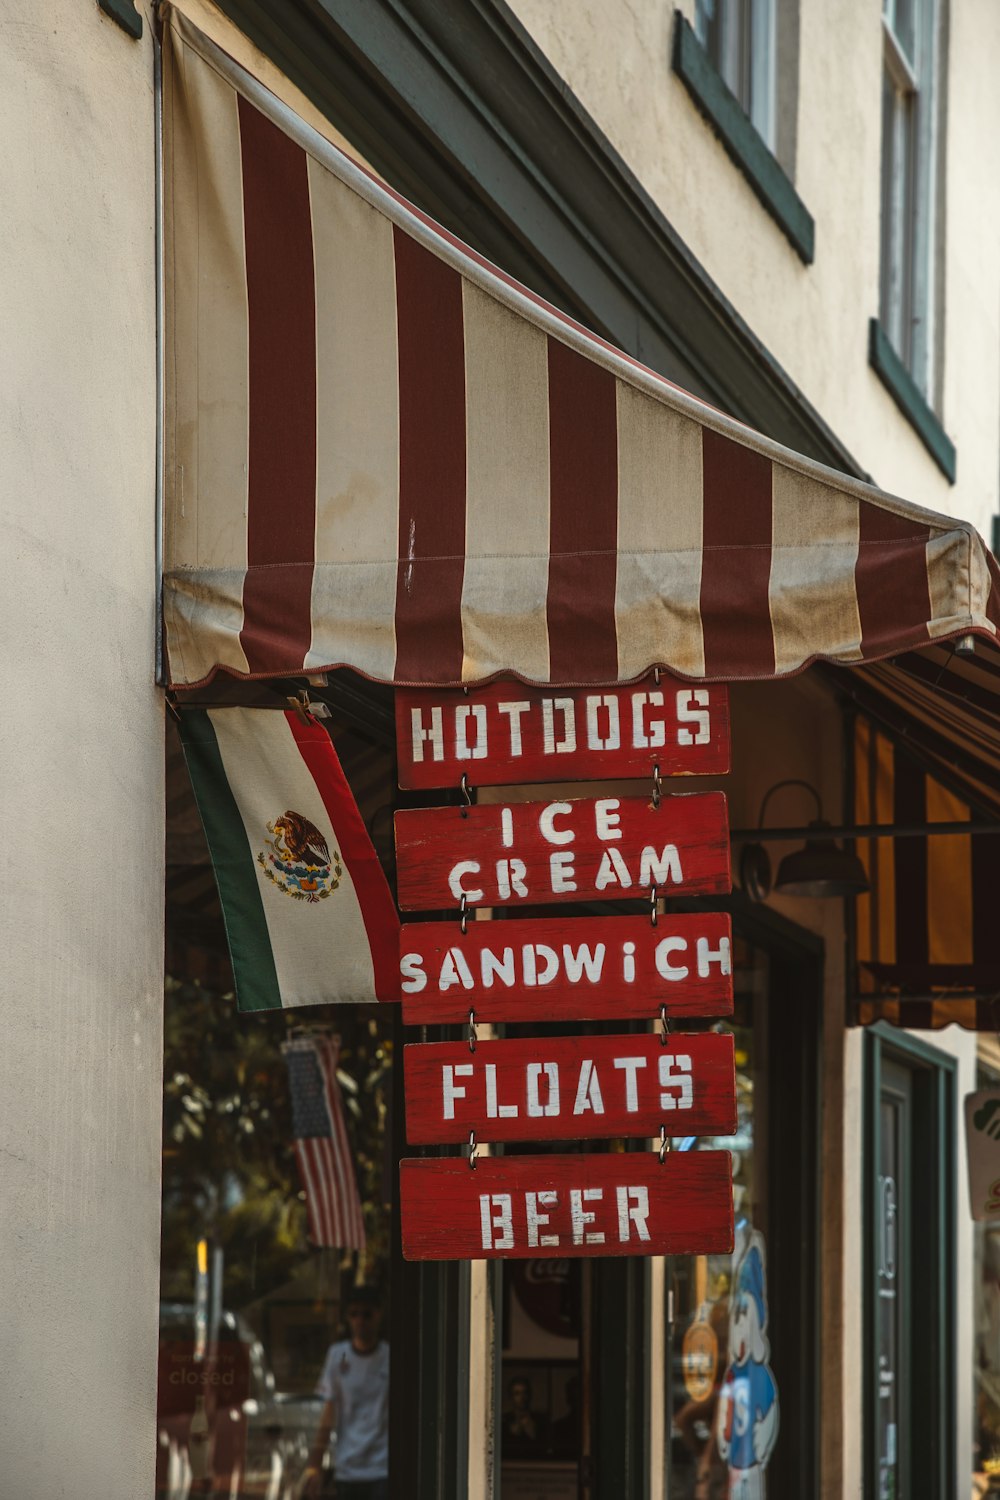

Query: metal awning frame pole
(731, 820), (1000, 841)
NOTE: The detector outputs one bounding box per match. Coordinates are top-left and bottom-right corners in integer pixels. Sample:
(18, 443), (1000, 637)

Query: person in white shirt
(302, 1286), (389, 1500)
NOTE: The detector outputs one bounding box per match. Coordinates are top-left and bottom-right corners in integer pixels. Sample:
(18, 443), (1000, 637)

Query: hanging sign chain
(659, 1125), (671, 1163)
(468, 1010), (477, 1054)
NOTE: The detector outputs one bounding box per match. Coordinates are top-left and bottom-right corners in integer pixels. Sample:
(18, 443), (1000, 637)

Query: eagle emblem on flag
(258, 811), (342, 902)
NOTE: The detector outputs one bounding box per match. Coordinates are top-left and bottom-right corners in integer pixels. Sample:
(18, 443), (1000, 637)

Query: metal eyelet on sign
(468, 1009), (477, 1054)
(659, 1125), (670, 1164)
(469, 1129), (479, 1169)
(650, 884), (658, 927)
(460, 773), (472, 818)
(651, 763), (662, 809)
(460, 892), (468, 935)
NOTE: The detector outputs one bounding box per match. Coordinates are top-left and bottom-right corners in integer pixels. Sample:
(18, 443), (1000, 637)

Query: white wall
(0, 3), (162, 1496)
(506, 0), (1000, 536)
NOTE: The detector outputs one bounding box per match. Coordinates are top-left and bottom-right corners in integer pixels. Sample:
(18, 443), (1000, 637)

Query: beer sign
(394, 791), (730, 911)
(400, 1151), (734, 1261)
(403, 1032), (737, 1144)
(396, 680), (730, 788)
(400, 912), (733, 1023)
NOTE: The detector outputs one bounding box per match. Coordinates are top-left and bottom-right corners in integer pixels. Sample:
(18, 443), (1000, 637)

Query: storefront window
(973, 1045), (1000, 1495)
(158, 712), (398, 1499)
(668, 924), (819, 1499)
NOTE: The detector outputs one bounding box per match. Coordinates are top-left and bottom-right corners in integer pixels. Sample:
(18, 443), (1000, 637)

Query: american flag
(282, 1036), (365, 1250)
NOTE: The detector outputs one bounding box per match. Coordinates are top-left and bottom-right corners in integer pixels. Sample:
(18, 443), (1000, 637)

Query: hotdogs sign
(393, 676), (736, 1261)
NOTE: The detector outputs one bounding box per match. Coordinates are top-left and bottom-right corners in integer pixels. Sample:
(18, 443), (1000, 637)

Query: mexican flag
(178, 706), (399, 1010)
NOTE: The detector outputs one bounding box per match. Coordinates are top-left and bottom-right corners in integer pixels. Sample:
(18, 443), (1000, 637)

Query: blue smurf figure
(716, 1230), (779, 1499)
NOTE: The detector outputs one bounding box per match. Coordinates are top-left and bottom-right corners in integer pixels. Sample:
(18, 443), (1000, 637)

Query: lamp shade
(774, 821), (870, 898)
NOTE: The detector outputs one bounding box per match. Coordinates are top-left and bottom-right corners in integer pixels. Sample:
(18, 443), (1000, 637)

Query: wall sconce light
(739, 779), (870, 901)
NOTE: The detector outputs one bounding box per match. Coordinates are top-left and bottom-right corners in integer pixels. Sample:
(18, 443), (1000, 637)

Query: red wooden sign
(403, 1032), (736, 1145)
(400, 912), (733, 1023)
(400, 1150), (733, 1260)
(394, 792), (730, 911)
(396, 680), (730, 788)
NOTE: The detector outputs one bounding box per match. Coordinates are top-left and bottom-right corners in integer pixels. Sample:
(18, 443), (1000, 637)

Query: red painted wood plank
(394, 792), (730, 911)
(395, 680), (730, 788)
(404, 1032), (736, 1144)
(400, 1150), (733, 1260)
(400, 913), (733, 1023)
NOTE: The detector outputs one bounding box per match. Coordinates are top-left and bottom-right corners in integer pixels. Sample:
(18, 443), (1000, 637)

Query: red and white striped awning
(162, 8), (1000, 692)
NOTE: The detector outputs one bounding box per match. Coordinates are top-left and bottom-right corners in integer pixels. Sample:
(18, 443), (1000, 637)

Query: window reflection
(974, 1052), (1000, 1496)
(669, 936), (780, 1500)
(159, 716), (395, 1500)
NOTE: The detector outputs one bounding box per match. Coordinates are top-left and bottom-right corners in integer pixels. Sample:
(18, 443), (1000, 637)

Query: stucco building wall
(0, 3), (162, 1496)
(506, 0), (1000, 535)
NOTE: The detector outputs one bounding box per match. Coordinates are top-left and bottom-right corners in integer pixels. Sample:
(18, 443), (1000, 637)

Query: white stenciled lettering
(497, 700), (531, 758)
(586, 695), (621, 751)
(659, 1053), (693, 1110)
(676, 688), (711, 746)
(639, 845), (683, 887)
(442, 1062), (473, 1119)
(526, 1062), (560, 1117)
(448, 861), (483, 903)
(542, 697), (576, 755)
(480, 1193), (514, 1250)
(563, 942), (605, 984)
(455, 703), (488, 761)
(500, 807), (514, 849)
(573, 1059), (605, 1115)
(613, 1056), (647, 1112)
(485, 1063), (519, 1119)
(616, 1185), (651, 1241)
(539, 801), (574, 845)
(697, 935), (731, 976)
(481, 947), (516, 989)
(522, 944), (559, 987)
(571, 1187), (605, 1245)
(550, 851), (577, 892)
(631, 691), (666, 750)
(526, 1189), (559, 1247)
(655, 936), (689, 981)
(622, 940), (636, 984)
(438, 947), (475, 991)
(595, 846), (633, 890)
(496, 858), (528, 900)
(594, 798), (622, 842)
(400, 952), (427, 994)
(410, 705), (444, 764)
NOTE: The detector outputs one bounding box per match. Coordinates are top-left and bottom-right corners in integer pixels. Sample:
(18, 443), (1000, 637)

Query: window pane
(880, 68), (917, 364)
(889, 0), (917, 69)
(158, 715), (396, 1499)
(668, 939), (781, 1499)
